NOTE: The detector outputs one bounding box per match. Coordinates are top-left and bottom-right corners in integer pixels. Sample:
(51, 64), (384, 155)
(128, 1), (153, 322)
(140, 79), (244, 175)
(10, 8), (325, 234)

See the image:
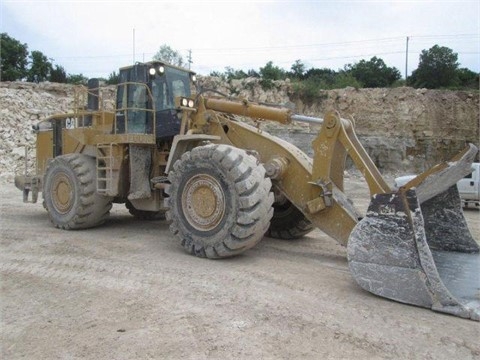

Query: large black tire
(166, 144), (274, 259)
(267, 194), (314, 239)
(125, 200), (166, 220)
(43, 154), (113, 229)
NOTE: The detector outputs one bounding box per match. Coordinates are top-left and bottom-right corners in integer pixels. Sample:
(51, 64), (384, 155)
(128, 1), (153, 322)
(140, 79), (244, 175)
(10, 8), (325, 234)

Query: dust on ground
(1, 178), (479, 360)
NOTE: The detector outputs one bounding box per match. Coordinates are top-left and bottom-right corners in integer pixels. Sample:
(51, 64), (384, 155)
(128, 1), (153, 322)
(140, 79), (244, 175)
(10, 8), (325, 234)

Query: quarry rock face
(199, 77), (479, 173)
(1, 80), (478, 183)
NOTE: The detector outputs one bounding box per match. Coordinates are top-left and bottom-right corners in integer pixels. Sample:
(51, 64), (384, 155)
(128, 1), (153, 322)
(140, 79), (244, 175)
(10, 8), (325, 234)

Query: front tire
(166, 144), (274, 258)
(43, 154), (113, 229)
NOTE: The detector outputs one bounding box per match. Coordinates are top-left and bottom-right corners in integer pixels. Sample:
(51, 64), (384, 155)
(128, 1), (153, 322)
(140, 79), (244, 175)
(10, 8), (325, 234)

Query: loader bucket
(347, 144), (480, 321)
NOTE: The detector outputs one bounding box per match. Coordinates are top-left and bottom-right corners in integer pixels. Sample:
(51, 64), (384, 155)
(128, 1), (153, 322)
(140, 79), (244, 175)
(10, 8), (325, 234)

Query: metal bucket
(347, 144), (479, 321)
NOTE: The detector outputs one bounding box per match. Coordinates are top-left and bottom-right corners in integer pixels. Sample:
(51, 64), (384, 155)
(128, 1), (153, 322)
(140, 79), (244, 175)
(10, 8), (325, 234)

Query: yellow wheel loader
(15, 61), (479, 320)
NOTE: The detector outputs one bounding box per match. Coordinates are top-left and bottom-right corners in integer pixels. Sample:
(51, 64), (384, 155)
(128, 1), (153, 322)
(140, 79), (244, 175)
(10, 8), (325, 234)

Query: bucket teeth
(348, 144), (480, 321)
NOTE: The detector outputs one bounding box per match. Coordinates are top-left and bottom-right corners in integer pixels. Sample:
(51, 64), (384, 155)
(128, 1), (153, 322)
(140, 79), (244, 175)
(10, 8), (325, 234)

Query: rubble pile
(0, 83), (76, 182)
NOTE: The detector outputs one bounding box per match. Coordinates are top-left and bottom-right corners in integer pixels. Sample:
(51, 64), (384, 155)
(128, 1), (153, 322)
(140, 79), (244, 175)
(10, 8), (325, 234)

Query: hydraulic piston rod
(291, 114), (324, 125)
(204, 97), (327, 126)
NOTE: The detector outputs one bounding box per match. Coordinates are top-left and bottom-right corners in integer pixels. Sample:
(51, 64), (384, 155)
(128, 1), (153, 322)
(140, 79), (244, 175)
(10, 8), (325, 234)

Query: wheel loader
(15, 61), (479, 321)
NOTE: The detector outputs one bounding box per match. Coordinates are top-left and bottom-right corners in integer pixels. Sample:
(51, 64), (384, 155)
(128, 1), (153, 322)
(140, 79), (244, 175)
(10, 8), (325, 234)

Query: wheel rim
(51, 173), (74, 214)
(181, 174), (226, 232)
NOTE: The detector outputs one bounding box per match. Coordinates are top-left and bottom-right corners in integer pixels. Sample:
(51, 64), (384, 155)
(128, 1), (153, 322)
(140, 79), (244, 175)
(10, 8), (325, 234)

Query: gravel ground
(1, 179), (479, 360)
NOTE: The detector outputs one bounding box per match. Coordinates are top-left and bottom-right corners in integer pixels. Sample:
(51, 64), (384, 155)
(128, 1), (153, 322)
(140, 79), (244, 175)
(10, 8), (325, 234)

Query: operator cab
(115, 61), (196, 140)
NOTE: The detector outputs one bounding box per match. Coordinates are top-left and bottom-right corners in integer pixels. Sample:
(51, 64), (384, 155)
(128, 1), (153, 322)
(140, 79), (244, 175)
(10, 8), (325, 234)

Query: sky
(1, 0), (479, 79)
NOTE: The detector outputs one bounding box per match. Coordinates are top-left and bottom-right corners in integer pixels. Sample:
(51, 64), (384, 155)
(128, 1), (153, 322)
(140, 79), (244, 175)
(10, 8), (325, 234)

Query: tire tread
(167, 144), (274, 259)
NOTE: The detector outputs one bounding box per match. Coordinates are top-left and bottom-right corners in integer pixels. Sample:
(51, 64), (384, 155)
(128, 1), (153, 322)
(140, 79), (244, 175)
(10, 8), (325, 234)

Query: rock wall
(1, 80), (478, 183)
(199, 77), (480, 172)
(0, 82), (115, 182)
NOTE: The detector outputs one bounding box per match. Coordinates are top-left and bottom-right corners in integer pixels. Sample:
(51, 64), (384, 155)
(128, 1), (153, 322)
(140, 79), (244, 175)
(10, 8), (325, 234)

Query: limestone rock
(0, 80), (478, 184)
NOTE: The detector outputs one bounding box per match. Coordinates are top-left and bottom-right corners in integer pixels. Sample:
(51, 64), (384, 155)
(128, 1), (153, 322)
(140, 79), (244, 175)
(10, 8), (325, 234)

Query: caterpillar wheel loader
(15, 61), (479, 321)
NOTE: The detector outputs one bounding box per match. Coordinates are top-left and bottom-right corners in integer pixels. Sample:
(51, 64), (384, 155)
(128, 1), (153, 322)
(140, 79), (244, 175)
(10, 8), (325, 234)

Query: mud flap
(347, 144), (479, 321)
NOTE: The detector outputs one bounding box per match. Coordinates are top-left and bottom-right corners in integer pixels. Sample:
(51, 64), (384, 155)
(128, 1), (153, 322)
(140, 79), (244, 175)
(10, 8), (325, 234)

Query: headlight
(191, 74), (197, 82)
(149, 67), (156, 76)
(181, 98), (188, 107)
(158, 66), (165, 74)
(188, 99), (195, 108)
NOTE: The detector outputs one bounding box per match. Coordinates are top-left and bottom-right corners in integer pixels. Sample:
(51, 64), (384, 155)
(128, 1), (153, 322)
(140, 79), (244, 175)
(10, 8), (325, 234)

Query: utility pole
(188, 49), (193, 70)
(133, 28), (136, 64)
(405, 36), (409, 80)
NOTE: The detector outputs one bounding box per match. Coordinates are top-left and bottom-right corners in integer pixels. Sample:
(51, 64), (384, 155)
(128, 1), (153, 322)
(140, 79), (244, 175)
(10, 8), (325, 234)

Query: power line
(50, 33), (479, 61)
(189, 36), (406, 53)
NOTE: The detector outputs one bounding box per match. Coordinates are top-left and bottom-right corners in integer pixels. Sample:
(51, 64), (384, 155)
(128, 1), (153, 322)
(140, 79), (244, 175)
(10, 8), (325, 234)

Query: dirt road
(1, 180), (479, 359)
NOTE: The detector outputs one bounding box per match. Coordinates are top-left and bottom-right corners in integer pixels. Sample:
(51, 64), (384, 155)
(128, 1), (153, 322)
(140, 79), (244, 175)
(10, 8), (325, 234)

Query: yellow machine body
(14, 62), (479, 321)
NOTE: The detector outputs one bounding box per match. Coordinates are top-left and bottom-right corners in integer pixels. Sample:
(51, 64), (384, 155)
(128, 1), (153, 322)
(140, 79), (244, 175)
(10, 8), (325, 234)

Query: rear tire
(43, 154), (113, 229)
(267, 192), (314, 239)
(166, 144), (274, 258)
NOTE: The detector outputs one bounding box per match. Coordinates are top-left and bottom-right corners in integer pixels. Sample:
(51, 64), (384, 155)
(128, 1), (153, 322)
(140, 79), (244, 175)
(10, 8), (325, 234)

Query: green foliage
(50, 65), (67, 83)
(391, 79), (407, 88)
(291, 68), (356, 105)
(291, 78), (325, 104)
(66, 73), (88, 85)
(289, 59), (306, 79)
(259, 78), (275, 90)
(201, 55), (476, 94)
(259, 61), (286, 81)
(106, 71), (120, 85)
(2, 33), (478, 94)
(27, 50), (52, 82)
(332, 72), (362, 89)
(152, 44), (184, 67)
(409, 45), (459, 89)
(224, 66), (248, 81)
(209, 70), (223, 77)
(210, 68), (259, 79)
(258, 61), (287, 90)
(0, 33), (29, 81)
(455, 68), (479, 89)
(304, 68), (337, 87)
(345, 56), (401, 88)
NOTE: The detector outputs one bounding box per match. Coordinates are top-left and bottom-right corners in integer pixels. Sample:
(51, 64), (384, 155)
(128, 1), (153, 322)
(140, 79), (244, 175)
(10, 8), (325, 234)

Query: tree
(224, 66), (248, 80)
(247, 69), (260, 78)
(0, 33), (29, 81)
(152, 45), (184, 67)
(67, 73), (88, 85)
(27, 50), (52, 82)
(456, 68), (479, 89)
(209, 70), (222, 77)
(258, 61), (286, 89)
(289, 60), (306, 79)
(50, 64), (67, 83)
(259, 61), (286, 81)
(409, 45), (459, 89)
(106, 71), (120, 85)
(304, 68), (337, 87)
(345, 56), (401, 88)
(332, 71), (362, 89)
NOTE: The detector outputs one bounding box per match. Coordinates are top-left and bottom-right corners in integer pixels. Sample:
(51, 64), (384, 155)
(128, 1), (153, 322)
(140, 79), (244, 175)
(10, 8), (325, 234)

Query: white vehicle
(458, 163), (480, 208)
(394, 163), (480, 208)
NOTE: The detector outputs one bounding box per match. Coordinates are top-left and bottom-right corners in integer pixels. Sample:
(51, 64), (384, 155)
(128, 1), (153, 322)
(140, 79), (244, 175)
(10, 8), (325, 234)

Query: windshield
(151, 67), (192, 111)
